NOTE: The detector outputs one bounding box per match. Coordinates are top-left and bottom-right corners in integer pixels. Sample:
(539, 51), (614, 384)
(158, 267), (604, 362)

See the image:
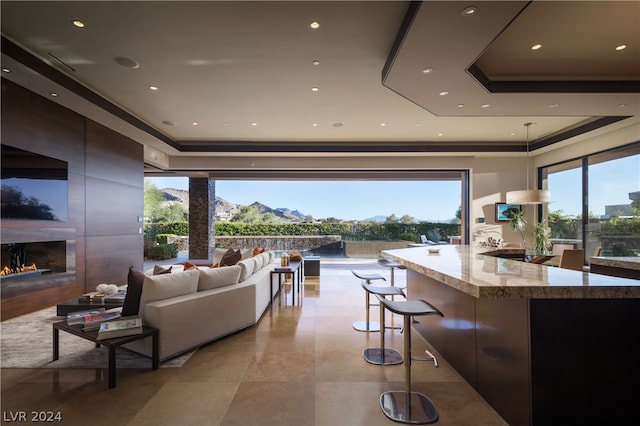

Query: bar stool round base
(363, 347), (403, 365)
(380, 391), (438, 424)
(352, 320), (380, 332)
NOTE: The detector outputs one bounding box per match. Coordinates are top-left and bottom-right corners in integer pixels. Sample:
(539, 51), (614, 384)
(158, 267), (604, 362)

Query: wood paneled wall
(1, 79), (144, 320)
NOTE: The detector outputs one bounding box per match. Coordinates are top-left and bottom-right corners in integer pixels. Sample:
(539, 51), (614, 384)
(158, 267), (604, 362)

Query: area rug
(1, 306), (195, 369)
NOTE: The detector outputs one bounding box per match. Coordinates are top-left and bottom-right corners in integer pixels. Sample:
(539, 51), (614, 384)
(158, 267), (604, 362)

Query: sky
(148, 154), (639, 221)
(147, 177), (462, 221)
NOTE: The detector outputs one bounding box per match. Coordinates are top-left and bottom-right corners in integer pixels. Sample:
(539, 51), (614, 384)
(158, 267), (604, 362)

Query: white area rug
(1, 306), (195, 369)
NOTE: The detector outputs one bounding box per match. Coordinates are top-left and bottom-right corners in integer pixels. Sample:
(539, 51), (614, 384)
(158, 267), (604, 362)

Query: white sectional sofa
(124, 250), (277, 361)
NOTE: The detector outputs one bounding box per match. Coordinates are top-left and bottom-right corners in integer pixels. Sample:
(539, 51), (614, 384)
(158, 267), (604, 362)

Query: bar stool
(378, 297), (444, 424)
(361, 284), (406, 365)
(377, 257), (407, 289)
(351, 270), (386, 332)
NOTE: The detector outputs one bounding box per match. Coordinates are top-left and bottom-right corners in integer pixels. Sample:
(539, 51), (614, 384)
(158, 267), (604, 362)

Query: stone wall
(169, 235), (412, 258)
(343, 241), (411, 258)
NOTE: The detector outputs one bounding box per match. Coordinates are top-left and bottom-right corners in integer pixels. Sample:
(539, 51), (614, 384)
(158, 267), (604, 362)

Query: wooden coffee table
(52, 320), (158, 389)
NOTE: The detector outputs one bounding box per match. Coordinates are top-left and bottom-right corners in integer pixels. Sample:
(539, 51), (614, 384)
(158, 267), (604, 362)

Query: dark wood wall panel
(85, 119), (143, 187)
(84, 235), (143, 292)
(1, 79), (86, 174)
(1, 79), (144, 320)
(85, 176), (143, 236)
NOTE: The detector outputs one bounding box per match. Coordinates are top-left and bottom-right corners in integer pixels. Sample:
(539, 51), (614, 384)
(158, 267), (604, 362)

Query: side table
(52, 320), (158, 389)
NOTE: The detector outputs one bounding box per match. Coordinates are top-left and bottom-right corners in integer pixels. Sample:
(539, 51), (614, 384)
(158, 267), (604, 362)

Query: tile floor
(1, 258), (508, 426)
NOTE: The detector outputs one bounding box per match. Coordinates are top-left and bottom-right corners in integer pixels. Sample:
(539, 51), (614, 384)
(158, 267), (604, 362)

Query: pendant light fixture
(505, 122), (551, 204)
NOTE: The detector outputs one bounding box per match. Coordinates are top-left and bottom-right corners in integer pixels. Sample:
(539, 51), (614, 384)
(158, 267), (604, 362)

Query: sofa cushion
(253, 253), (264, 270)
(198, 264), (242, 291)
(260, 251), (271, 267)
(219, 248), (241, 266)
(153, 264), (172, 275)
(122, 267), (145, 316)
(138, 269), (199, 317)
(238, 257), (257, 281)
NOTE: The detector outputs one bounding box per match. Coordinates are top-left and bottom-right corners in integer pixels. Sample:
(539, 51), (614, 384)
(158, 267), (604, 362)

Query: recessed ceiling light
(531, 44), (542, 50)
(149, 86), (158, 91)
(310, 21), (320, 29)
(311, 87), (319, 92)
(192, 122), (198, 126)
(416, 123), (421, 127)
(251, 122), (258, 126)
(422, 67), (434, 74)
(332, 122), (344, 127)
(380, 123), (387, 127)
(461, 6), (477, 16)
(223, 122), (229, 126)
(312, 60), (320, 66)
(114, 57), (140, 68)
(312, 123), (318, 127)
(162, 120), (177, 126)
(72, 20), (85, 28)
(438, 133), (444, 137)
(481, 104), (490, 108)
(615, 44), (627, 51)
(49, 92), (58, 97)
(548, 103), (559, 108)
(457, 104), (465, 108)
(618, 103), (627, 107)
(510, 132), (516, 136)
(1, 67), (10, 73)
(439, 91), (449, 96)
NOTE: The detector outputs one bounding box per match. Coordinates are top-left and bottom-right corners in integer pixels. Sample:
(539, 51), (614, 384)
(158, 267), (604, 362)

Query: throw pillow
(153, 264), (172, 275)
(198, 264), (242, 291)
(219, 248), (241, 266)
(183, 261), (199, 271)
(121, 267), (145, 316)
(252, 247), (265, 257)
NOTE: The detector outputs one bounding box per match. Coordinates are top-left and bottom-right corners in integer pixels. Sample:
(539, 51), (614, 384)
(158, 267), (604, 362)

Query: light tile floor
(1, 257), (508, 426)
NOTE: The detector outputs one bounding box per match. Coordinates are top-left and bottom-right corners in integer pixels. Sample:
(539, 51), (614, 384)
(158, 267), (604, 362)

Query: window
(541, 143), (640, 262)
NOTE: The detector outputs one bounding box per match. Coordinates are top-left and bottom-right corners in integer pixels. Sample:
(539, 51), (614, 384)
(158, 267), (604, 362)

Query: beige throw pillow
(238, 257), (257, 281)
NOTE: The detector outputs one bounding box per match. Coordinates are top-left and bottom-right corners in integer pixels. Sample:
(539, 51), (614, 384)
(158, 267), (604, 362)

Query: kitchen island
(382, 245), (640, 426)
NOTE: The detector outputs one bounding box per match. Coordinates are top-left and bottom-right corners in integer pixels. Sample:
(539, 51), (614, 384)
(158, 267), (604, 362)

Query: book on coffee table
(97, 317), (143, 340)
(66, 308), (106, 325)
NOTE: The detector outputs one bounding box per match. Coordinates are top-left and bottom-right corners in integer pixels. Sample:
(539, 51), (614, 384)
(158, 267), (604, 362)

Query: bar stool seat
(351, 270), (386, 332)
(378, 298), (444, 425)
(361, 284), (405, 365)
(377, 258), (407, 289)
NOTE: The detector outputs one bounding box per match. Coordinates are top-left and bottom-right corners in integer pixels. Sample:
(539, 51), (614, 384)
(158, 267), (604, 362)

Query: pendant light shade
(506, 122), (550, 205)
(506, 189), (550, 204)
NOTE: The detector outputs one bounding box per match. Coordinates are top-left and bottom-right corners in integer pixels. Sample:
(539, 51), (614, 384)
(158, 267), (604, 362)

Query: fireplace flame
(1, 263), (38, 277)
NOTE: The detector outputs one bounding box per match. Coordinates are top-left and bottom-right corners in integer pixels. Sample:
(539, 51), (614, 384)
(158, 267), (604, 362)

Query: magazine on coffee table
(97, 317), (143, 340)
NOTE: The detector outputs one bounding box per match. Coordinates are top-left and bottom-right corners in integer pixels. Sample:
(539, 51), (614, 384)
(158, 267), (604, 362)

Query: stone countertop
(382, 245), (640, 299)
(590, 256), (640, 271)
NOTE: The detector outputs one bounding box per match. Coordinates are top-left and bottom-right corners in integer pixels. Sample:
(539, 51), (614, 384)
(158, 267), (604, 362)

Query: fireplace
(0, 229), (75, 298)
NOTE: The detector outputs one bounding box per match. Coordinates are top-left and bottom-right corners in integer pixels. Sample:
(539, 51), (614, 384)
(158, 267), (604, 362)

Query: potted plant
(533, 220), (552, 253)
(507, 209), (527, 249)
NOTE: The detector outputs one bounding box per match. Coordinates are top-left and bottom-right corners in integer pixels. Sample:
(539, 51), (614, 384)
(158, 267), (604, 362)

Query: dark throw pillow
(219, 248), (241, 266)
(121, 267), (145, 316)
(153, 264), (172, 275)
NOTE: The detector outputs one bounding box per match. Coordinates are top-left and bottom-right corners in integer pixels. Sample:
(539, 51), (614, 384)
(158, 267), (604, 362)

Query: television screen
(1, 144), (68, 221)
(495, 203), (521, 221)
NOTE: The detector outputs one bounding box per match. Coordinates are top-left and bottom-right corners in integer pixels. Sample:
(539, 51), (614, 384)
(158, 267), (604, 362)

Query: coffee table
(56, 298), (124, 316)
(52, 320), (158, 389)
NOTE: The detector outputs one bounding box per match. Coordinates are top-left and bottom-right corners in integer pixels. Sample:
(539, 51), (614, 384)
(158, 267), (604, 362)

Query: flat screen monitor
(1, 144), (68, 221)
